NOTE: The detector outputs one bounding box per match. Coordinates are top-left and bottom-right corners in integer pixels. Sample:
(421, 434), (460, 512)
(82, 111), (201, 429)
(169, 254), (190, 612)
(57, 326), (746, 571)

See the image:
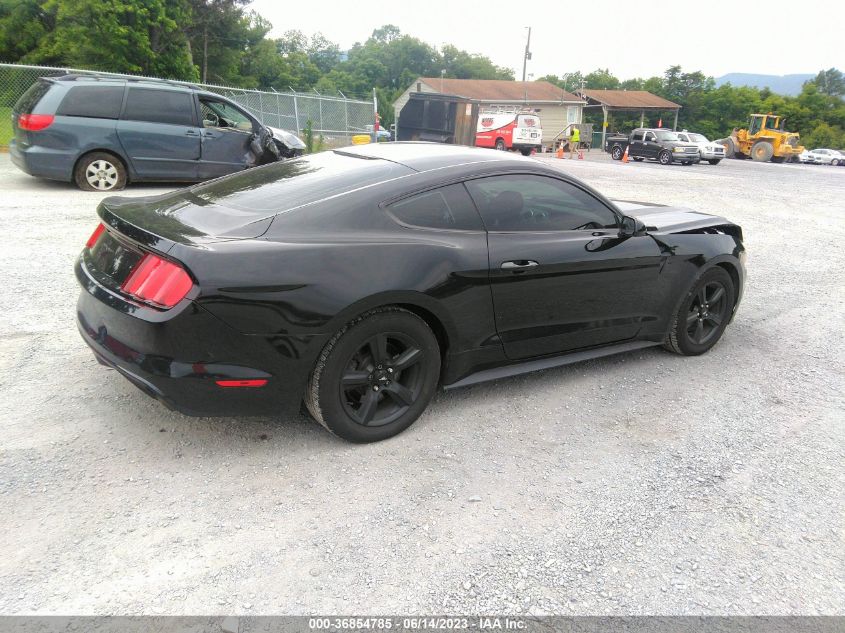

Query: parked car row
(799, 148), (845, 165)
(605, 128), (715, 165)
(10, 74), (306, 191)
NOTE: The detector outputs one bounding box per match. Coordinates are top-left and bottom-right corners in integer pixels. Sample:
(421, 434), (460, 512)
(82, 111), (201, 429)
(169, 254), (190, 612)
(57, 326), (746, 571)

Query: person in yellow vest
(569, 125), (581, 159)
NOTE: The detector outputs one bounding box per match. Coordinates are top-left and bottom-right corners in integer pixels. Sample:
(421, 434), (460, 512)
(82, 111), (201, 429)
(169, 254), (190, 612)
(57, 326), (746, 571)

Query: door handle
(501, 260), (539, 269)
(185, 130), (199, 136)
(202, 131), (216, 138)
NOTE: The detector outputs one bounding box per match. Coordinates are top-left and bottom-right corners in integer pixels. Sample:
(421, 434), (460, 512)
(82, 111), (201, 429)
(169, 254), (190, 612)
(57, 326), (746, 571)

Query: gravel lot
(0, 151), (843, 616)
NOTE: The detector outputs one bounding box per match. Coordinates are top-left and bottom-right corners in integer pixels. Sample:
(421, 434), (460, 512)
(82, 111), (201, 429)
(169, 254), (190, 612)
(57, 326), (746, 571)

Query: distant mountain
(715, 73), (814, 96)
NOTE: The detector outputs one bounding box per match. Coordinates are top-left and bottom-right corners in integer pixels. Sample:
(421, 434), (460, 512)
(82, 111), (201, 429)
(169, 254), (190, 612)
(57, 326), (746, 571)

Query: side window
(677, 133), (688, 142)
(387, 183), (483, 231)
(199, 99), (254, 132)
(631, 130), (644, 142)
(464, 175), (618, 232)
(57, 85), (124, 119)
(122, 88), (194, 126)
(644, 131), (656, 142)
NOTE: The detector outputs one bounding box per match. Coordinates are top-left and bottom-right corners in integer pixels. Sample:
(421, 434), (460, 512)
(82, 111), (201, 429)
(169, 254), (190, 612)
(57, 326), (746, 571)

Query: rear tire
(495, 139), (506, 151)
(520, 148), (532, 156)
(664, 267), (735, 356)
(305, 307), (441, 443)
(74, 151), (127, 192)
(751, 141), (774, 162)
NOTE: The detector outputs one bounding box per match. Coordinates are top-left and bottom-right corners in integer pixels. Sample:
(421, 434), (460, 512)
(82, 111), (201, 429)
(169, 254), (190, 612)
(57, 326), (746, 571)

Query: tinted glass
(14, 80), (51, 114)
(388, 184), (483, 231)
(57, 85), (124, 119)
(190, 151), (414, 213)
(122, 88), (194, 126)
(656, 131), (679, 141)
(631, 131), (644, 141)
(465, 175), (618, 232)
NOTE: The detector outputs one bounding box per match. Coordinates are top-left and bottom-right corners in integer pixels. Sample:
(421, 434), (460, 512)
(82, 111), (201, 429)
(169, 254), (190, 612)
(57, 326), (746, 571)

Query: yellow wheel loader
(717, 114), (804, 163)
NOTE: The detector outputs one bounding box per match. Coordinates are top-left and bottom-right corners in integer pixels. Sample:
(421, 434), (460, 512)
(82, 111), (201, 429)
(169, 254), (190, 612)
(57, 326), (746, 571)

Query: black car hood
(613, 200), (734, 234)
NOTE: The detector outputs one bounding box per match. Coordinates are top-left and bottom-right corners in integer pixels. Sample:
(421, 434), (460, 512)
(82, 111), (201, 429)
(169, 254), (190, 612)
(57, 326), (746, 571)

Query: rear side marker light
(215, 379), (268, 388)
(86, 223), (106, 248)
(18, 113), (54, 131)
(121, 253), (193, 309)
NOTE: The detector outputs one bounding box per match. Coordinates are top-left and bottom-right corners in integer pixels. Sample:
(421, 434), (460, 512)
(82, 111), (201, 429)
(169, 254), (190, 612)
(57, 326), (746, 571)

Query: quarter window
(464, 175), (618, 232)
(387, 184), (483, 231)
(57, 85), (124, 119)
(122, 88), (194, 126)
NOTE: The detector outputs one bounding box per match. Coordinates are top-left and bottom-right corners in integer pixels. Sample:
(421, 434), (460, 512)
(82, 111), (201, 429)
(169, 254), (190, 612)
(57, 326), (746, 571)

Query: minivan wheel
(305, 307), (441, 443)
(74, 152), (127, 192)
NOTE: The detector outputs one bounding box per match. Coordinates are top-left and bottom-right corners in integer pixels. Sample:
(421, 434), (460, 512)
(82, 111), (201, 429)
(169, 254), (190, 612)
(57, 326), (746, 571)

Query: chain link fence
(0, 63), (375, 147)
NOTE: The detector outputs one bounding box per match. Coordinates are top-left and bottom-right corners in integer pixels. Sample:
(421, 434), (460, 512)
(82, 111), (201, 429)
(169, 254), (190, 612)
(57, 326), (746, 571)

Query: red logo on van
(481, 118), (494, 127)
(523, 118), (536, 127)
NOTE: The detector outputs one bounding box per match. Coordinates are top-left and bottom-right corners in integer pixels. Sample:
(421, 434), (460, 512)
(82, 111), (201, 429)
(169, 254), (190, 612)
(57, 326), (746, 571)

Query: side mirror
(620, 215), (647, 237)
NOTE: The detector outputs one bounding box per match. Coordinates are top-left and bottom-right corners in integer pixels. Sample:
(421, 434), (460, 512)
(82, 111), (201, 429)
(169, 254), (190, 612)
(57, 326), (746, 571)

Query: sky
(249, 0), (841, 81)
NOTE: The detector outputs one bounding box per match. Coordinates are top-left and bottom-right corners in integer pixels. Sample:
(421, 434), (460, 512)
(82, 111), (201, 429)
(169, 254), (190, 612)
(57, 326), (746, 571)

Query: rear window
(190, 151), (413, 213)
(14, 80), (52, 114)
(57, 85), (124, 119)
(122, 88), (194, 126)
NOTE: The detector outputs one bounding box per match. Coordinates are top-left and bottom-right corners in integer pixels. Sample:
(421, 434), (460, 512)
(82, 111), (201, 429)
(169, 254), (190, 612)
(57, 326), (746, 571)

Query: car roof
(336, 142), (534, 173)
(48, 73), (200, 93)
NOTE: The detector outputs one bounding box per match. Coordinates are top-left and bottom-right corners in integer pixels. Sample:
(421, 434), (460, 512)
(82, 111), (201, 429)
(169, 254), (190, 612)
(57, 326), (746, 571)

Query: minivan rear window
(14, 80), (52, 114)
(122, 88), (194, 126)
(57, 85), (124, 119)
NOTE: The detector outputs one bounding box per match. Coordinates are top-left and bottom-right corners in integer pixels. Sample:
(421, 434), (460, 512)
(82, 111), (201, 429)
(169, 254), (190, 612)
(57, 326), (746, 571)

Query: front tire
(751, 141), (774, 162)
(74, 152), (127, 191)
(305, 307), (441, 443)
(664, 267), (735, 356)
(708, 159), (722, 165)
(658, 150), (672, 165)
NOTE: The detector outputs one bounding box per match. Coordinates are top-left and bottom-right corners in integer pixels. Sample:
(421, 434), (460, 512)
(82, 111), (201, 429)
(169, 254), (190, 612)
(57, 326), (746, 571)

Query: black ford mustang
(76, 143), (745, 442)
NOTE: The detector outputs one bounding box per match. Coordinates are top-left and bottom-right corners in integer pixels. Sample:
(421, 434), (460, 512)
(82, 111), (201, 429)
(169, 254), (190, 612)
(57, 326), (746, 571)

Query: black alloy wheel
(339, 332), (427, 427)
(664, 267), (736, 356)
(611, 146), (623, 160)
(305, 307), (440, 442)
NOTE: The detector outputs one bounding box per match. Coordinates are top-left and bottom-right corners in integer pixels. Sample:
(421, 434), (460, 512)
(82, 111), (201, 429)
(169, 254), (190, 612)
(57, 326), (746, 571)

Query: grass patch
(0, 107), (12, 147)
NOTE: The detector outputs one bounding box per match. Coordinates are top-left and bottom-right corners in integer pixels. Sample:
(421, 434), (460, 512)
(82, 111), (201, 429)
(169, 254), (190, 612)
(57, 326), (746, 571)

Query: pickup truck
(605, 128), (701, 165)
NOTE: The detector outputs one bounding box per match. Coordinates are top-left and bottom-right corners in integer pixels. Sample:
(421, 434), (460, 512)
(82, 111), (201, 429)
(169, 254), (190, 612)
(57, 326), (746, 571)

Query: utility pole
(521, 27), (532, 82)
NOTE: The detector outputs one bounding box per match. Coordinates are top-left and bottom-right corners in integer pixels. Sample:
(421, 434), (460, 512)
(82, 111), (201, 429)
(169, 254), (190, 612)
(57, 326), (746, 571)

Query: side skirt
(443, 340), (660, 390)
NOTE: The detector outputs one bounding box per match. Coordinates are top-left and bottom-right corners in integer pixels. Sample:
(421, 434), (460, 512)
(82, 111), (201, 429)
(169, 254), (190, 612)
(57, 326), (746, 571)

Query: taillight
(121, 253), (193, 308)
(86, 223), (106, 248)
(17, 113), (54, 131)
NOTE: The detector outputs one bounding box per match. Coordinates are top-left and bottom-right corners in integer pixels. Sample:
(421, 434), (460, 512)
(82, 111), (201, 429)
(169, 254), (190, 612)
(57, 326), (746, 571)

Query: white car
(805, 148), (843, 165)
(677, 131), (726, 165)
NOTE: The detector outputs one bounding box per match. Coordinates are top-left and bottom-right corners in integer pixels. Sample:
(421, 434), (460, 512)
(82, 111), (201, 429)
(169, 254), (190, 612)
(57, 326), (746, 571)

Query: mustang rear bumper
(75, 257), (328, 418)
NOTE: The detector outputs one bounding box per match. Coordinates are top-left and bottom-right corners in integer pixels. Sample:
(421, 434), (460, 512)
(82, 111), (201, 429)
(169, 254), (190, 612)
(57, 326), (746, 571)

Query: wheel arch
(73, 148), (131, 182)
(325, 291), (456, 362)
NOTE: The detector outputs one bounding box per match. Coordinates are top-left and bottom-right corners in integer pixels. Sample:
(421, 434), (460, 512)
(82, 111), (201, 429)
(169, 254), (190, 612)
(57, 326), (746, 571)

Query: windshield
(655, 131), (679, 141)
(689, 133), (708, 143)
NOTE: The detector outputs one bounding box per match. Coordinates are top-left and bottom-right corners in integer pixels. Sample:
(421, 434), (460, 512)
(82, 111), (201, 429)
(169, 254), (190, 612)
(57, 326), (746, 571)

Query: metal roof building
(394, 78), (585, 144)
(577, 89), (682, 148)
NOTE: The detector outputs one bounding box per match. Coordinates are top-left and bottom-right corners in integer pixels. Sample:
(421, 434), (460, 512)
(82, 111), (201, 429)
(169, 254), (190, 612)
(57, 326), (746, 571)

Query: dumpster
(397, 92), (479, 146)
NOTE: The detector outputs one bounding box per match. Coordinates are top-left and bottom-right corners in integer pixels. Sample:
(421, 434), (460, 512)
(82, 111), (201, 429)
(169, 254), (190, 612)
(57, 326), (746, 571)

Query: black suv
(605, 128), (700, 165)
(11, 74), (304, 191)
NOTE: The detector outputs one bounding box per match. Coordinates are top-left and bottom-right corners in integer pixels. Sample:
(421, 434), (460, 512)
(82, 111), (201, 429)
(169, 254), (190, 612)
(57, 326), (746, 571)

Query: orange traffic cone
(556, 145), (564, 159)
(622, 145), (629, 163)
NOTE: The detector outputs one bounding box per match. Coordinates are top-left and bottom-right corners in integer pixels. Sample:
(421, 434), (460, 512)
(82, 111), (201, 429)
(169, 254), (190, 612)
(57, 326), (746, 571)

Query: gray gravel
(0, 152), (843, 615)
